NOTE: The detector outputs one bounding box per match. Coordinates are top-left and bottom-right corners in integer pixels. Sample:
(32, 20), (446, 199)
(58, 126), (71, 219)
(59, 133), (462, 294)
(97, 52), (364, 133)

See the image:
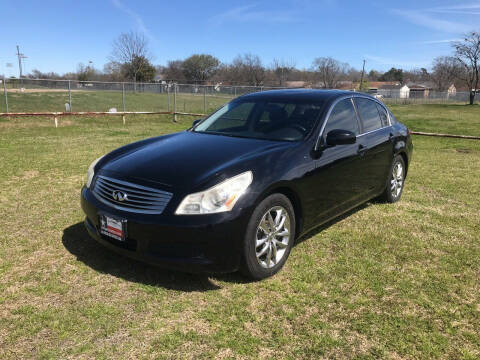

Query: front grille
(92, 175), (173, 214)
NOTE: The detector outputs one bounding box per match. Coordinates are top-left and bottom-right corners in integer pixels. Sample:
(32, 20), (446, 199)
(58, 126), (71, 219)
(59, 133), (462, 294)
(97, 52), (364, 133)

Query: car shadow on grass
(63, 203), (371, 289)
(62, 222), (222, 292)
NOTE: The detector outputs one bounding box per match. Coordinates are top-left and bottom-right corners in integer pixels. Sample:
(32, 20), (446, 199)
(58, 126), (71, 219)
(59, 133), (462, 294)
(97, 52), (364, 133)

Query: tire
(240, 194), (295, 280)
(380, 155), (406, 203)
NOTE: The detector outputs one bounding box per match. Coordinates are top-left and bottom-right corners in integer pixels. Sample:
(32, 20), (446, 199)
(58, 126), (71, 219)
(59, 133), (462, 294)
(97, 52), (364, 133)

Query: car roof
(238, 89), (358, 102)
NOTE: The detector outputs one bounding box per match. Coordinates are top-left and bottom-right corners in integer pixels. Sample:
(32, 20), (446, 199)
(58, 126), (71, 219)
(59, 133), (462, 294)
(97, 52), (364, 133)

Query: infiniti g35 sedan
(81, 89), (412, 279)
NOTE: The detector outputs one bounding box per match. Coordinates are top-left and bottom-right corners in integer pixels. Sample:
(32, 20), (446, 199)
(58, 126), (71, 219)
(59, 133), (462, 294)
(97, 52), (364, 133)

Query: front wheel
(240, 194), (295, 280)
(380, 155), (406, 203)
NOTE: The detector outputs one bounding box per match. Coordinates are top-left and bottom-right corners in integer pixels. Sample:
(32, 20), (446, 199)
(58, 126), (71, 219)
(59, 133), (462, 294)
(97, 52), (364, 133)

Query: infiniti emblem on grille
(112, 190), (128, 202)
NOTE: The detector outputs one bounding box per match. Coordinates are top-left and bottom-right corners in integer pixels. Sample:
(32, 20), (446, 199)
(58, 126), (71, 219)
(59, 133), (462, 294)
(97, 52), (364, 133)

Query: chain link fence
(0, 78), (477, 115)
(0, 78), (284, 115)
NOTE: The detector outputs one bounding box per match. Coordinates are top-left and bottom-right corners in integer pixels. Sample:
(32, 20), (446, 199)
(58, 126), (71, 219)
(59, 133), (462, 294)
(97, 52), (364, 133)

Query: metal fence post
(234, 86), (237, 97)
(167, 84), (170, 112)
(122, 83), (126, 112)
(173, 83), (177, 122)
(68, 80), (72, 112)
(3, 79), (8, 113)
(203, 86), (206, 114)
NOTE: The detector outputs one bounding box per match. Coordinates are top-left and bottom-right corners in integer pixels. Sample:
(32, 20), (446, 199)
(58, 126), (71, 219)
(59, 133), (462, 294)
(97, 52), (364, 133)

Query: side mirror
(192, 119), (202, 127)
(326, 129), (356, 146)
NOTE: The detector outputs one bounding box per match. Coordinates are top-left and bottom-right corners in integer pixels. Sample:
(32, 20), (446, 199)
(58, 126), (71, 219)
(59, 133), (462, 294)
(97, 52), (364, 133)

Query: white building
(378, 84), (410, 99)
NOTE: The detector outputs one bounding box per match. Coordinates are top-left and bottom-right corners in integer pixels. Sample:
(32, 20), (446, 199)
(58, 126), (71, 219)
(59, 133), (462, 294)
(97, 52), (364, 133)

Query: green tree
(182, 54), (220, 82)
(121, 55), (155, 82)
(379, 67), (404, 83)
(356, 79), (370, 91)
(453, 31), (480, 105)
(77, 62), (96, 81)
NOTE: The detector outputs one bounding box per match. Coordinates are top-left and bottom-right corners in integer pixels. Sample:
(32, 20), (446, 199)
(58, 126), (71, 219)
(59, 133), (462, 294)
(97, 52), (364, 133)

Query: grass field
(0, 105), (479, 359)
(1, 90), (479, 136)
(0, 90), (230, 114)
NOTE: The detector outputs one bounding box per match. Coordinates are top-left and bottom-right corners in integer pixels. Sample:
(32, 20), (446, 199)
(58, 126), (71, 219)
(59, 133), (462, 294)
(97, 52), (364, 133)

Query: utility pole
(16, 45), (27, 84)
(359, 59), (366, 91)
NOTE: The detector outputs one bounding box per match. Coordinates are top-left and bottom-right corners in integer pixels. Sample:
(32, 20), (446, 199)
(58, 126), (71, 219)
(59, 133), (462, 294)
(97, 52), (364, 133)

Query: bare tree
(103, 61), (124, 81)
(110, 31), (152, 89)
(431, 56), (462, 91)
(312, 57), (349, 88)
(271, 58), (296, 86)
(162, 60), (187, 82)
(232, 54), (265, 86)
(453, 31), (480, 104)
(77, 62), (97, 81)
(404, 68), (430, 84)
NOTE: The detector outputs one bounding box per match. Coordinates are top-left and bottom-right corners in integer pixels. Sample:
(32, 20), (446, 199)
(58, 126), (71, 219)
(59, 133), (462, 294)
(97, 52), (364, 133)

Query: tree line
(22, 30), (480, 104)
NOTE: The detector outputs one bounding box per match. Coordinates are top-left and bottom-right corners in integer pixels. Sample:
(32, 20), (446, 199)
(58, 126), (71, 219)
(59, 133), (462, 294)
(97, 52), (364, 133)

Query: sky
(1, 0), (479, 77)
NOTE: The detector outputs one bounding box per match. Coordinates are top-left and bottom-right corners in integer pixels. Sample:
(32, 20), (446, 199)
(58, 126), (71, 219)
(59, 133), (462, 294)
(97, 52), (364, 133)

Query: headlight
(175, 171), (253, 215)
(86, 156), (104, 188)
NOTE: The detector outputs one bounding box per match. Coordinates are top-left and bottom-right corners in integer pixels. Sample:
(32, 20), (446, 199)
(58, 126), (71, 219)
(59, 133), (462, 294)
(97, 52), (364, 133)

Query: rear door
(353, 97), (393, 195)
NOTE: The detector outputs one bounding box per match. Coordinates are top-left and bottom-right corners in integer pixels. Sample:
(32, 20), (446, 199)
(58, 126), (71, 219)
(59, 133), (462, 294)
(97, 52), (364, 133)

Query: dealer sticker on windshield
(99, 215), (126, 241)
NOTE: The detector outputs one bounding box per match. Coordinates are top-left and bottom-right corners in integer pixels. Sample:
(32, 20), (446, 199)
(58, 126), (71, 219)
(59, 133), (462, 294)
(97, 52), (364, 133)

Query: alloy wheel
(391, 162), (404, 198)
(255, 206), (291, 269)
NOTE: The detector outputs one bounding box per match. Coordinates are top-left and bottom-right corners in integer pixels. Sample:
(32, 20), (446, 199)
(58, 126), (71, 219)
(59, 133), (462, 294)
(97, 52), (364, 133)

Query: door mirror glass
(326, 129), (356, 146)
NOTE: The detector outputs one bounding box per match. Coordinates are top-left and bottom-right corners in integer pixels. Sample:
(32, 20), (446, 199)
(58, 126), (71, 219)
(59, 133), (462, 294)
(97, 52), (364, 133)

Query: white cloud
(418, 39), (462, 44)
(392, 9), (473, 33)
(365, 55), (430, 69)
(428, 2), (480, 12)
(111, 0), (154, 40)
(210, 4), (300, 26)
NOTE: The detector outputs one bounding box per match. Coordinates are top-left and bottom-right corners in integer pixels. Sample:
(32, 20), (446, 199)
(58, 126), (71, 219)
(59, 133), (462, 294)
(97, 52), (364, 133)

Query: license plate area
(99, 214), (127, 242)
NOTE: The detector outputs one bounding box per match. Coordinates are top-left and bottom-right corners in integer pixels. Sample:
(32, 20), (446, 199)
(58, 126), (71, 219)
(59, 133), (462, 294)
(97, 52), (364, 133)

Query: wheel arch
(260, 185), (304, 239)
(396, 151), (409, 177)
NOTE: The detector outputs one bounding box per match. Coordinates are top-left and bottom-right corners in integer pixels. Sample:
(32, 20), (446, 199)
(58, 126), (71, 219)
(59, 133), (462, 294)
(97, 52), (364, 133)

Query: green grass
(0, 105), (479, 359)
(0, 90), (230, 114)
(1, 90), (478, 137)
(390, 104), (480, 137)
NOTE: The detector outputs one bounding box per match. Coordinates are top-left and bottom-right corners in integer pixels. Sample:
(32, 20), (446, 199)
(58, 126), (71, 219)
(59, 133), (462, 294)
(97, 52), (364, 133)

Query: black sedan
(81, 89), (412, 279)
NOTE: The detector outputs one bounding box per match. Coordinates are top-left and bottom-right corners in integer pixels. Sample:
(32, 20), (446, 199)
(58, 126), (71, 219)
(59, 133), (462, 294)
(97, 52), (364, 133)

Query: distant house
(378, 84), (410, 98)
(154, 74), (165, 83)
(447, 84), (456, 97)
(336, 81), (354, 90)
(353, 81), (400, 94)
(408, 84), (430, 98)
(285, 81), (311, 88)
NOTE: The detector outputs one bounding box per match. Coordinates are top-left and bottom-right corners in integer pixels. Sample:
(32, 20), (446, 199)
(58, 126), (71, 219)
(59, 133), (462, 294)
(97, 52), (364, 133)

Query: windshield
(194, 99), (324, 141)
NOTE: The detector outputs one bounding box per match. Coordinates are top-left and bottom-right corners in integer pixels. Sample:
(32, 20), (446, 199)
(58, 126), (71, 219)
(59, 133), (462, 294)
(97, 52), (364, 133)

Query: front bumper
(81, 186), (251, 273)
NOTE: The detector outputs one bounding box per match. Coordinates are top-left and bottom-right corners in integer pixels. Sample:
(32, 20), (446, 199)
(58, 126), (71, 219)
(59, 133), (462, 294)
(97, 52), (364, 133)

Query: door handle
(357, 144), (368, 156)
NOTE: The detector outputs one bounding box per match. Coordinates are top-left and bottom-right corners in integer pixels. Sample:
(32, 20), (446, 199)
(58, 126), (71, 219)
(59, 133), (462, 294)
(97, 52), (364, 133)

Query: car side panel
(304, 143), (365, 228)
(359, 127), (395, 195)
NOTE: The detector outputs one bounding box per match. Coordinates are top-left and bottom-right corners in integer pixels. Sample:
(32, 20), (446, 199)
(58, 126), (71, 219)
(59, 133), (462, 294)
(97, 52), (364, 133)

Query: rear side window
(375, 103), (389, 127)
(355, 98), (383, 132)
(324, 98), (359, 137)
(387, 108), (398, 124)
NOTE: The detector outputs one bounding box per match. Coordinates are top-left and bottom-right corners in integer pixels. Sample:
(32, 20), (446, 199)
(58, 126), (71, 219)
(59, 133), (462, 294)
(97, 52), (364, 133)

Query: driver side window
(323, 98), (359, 138)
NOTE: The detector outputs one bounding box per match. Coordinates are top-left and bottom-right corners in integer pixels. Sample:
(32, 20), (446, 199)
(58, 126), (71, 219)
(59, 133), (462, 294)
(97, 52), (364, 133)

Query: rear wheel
(380, 155), (406, 203)
(241, 194), (295, 280)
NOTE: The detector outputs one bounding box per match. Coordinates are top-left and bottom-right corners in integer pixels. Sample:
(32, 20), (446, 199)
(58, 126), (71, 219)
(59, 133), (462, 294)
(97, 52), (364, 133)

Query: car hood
(99, 131), (294, 190)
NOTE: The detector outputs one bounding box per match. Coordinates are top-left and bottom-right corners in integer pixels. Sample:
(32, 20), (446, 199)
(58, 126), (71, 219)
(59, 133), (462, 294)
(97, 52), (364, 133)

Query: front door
(305, 97), (366, 228)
